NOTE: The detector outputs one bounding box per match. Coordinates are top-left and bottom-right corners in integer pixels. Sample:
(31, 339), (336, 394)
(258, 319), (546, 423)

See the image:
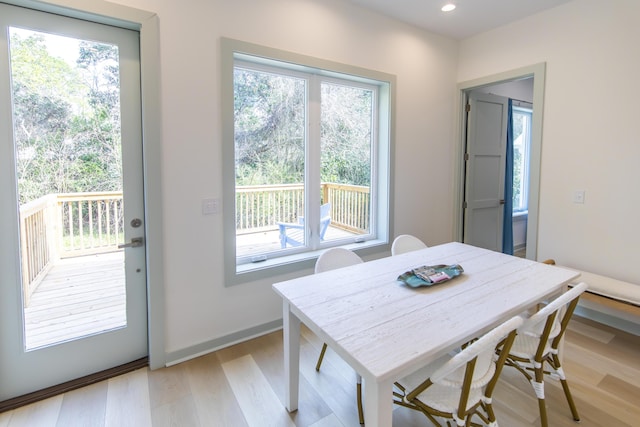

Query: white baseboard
(164, 319), (283, 367)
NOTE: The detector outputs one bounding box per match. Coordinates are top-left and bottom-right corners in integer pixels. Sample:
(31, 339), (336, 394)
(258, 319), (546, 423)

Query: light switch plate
(573, 190), (585, 204)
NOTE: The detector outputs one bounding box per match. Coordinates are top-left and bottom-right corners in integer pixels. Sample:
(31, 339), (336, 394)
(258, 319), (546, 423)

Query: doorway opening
(455, 63), (546, 260)
(0, 2), (160, 405)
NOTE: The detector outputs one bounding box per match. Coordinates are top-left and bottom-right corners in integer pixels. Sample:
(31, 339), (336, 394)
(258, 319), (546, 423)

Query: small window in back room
(512, 106), (532, 213)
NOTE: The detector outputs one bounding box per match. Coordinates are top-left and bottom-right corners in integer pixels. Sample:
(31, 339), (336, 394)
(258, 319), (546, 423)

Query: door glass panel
(9, 28), (126, 350)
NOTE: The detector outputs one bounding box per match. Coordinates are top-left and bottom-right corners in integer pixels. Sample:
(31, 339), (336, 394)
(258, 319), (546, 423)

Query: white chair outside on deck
(277, 202), (331, 248)
(391, 234), (428, 255)
(501, 282), (588, 427)
(393, 316), (524, 427)
(314, 247), (365, 424)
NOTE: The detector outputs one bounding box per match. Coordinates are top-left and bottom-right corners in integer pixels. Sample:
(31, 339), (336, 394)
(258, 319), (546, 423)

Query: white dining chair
(501, 282), (588, 427)
(391, 234), (428, 255)
(314, 247), (365, 424)
(393, 316), (524, 427)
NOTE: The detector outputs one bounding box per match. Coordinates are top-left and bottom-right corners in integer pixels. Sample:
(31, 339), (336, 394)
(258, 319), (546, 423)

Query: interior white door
(463, 92), (508, 251)
(0, 4), (147, 401)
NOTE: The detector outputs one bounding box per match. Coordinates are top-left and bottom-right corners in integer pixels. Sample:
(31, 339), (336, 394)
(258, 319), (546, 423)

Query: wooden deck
(24, 251), (126, 350)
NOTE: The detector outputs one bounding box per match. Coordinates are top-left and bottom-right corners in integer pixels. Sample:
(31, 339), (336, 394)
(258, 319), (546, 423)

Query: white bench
(544, 260), (640, 334)
(573, 270), (640, 315)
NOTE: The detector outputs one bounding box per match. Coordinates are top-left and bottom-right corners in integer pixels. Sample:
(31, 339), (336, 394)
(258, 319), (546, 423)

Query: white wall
(459, 0), (640, 285)
(106, 0), (458, 358)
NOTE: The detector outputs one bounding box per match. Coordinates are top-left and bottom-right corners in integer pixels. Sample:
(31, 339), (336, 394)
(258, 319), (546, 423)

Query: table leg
(283, 301), (301, 412)
(364, 377), (393, 427)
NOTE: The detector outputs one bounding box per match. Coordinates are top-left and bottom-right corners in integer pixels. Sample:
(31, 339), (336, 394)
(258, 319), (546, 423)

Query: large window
(512, 106), (532, 213)
(222, 39), (393, 283)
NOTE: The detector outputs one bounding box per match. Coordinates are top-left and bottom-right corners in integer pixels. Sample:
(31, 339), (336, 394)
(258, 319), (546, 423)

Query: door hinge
(464, 153), (470, 161)
(463, 201), (468, 209)
(465, 103), (471, 112)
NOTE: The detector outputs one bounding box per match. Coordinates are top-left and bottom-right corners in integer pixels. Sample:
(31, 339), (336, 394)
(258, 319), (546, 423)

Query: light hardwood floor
(1, 315), (638, 427)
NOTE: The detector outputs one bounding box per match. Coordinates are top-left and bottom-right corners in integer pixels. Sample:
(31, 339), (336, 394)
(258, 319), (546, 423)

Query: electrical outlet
(202, 198), (220, 215)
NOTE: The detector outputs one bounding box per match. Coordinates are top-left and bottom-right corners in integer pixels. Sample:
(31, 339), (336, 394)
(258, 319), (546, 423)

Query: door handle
(118, 237), (144, 248)
(499, 199), (506, 205)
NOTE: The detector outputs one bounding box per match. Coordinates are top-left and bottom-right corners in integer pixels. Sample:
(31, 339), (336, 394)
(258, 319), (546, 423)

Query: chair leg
(560, 379), (580, 422)
(315, 343), (328, 371)
(532, 365), (548, 427)
(357, 375), (364, 424)
(537, 398), (548, 427)
(552, 354), (580, 421)
(483, 401), (497, 426)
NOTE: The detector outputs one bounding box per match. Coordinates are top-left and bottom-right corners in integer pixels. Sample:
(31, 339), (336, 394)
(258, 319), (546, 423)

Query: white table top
(273, 242), (580, 382)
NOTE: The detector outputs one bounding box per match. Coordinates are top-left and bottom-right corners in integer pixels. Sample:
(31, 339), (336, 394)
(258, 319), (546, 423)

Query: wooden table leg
(283, 301), (301, 412)
(364, 377), (393, 427)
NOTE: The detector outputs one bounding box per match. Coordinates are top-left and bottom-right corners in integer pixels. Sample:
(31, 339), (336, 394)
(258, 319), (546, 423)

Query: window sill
(228, 239), (389, 286)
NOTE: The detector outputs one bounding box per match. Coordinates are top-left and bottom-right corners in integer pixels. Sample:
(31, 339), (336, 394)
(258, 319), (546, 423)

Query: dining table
(272, 242), (580, 427)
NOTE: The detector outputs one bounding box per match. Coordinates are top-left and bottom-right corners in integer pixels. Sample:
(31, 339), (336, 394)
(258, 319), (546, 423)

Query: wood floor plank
(55, 381), (107, 427)
(598, 374), (640, 406)
(566, 329), (640, 368)
(3, 395), (62, 427)
(565, 338), (640, 384)
(308, 413), (344, 427)
(241, 330), (334, 427)
(185, 352), (249, 427)
(151, 396), (201, 427)
(147, 363), (192, 410)
(567, 316), (615, 343)
(221, 354), (296, 427)
(1, 315), (638, 427)
(298, 337), (362, 426)
(105, 368), (152, 427)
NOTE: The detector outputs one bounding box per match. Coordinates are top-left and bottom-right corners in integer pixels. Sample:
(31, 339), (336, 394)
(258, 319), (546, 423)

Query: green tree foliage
(10, 31), (121, 204)
(234, 68), (372, 187)
(321, 83), (371, 186)
(512, 112), (524, 207)
(234, 68), (305, 185)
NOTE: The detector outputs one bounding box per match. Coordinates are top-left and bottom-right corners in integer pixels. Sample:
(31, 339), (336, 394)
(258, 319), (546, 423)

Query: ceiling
(346, 0), (573, 40)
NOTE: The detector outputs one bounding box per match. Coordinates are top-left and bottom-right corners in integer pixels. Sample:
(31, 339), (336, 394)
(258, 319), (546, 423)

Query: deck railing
(57, 191), (124, 256)
(19, 194), (58, 306)
(19, 183), (369, 303)
(235, 182), (370, 234)
(19, 191), (124, 305)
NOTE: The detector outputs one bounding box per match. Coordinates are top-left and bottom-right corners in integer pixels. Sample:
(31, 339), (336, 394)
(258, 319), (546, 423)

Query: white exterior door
(463, 92), (508, 252)
(0, 4), (147, 401)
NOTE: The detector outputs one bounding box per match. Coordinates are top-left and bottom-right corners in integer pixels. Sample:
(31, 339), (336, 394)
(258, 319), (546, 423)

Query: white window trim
(221, 38), (395, 285)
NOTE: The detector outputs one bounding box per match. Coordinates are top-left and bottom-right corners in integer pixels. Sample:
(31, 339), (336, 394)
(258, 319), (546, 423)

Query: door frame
(454, 63), (546, 260)
(1, 0), (165, 369)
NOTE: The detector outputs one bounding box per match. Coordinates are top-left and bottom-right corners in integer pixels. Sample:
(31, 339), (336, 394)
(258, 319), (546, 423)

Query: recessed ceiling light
(441, 4), (456, 12)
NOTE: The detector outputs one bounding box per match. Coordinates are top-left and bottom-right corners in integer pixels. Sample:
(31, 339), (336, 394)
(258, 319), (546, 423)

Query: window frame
(221, 38), (395, 285)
